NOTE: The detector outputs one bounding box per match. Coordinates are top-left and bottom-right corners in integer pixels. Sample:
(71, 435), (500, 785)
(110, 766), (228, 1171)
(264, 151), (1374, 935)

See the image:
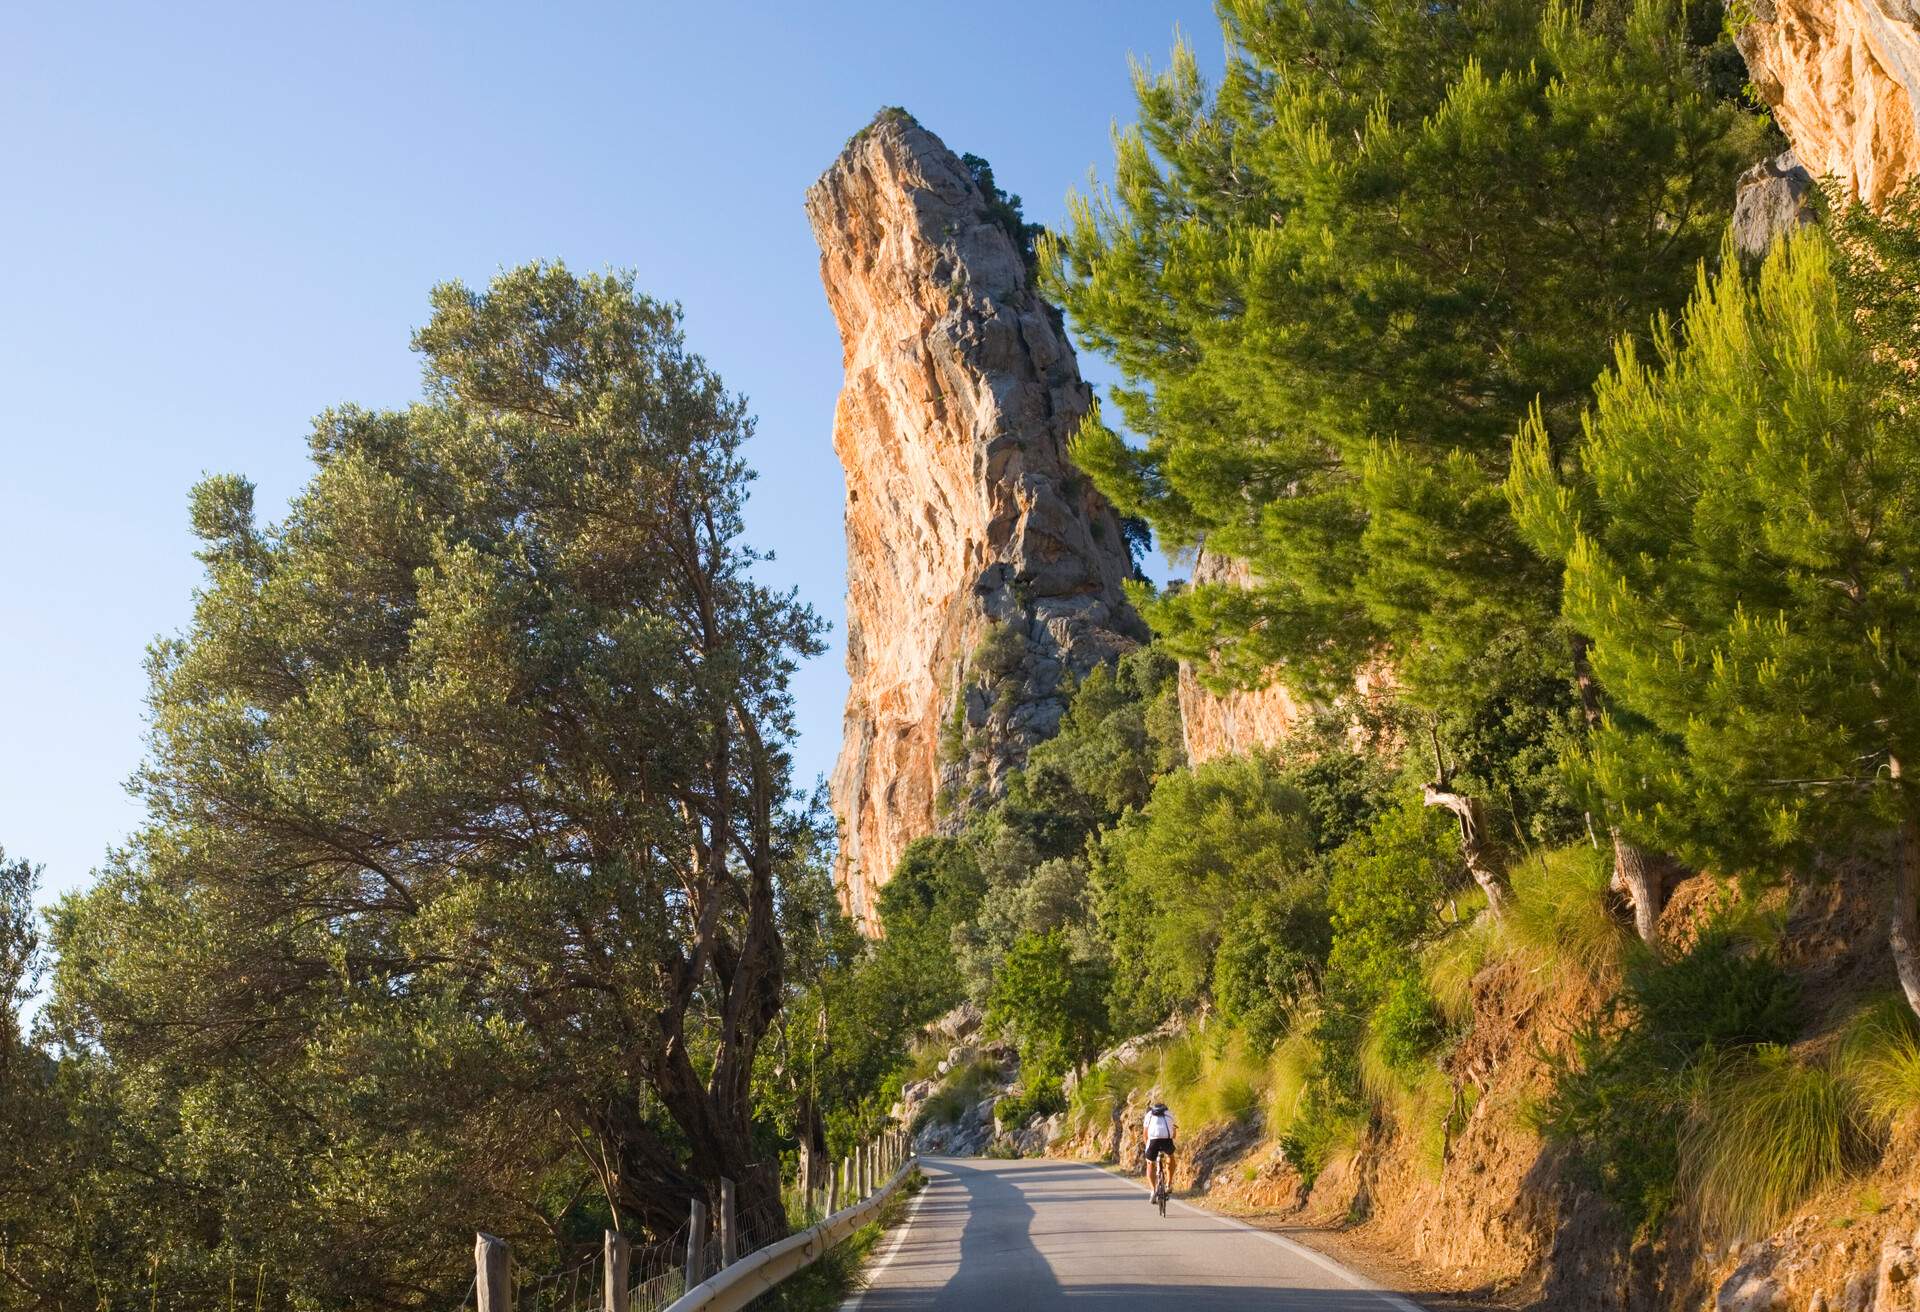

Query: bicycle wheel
(1157, 1187), (1167, 1217)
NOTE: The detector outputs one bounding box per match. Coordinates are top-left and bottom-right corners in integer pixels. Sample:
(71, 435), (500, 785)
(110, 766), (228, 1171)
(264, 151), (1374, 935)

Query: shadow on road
(852, 1158), (1403, 1309)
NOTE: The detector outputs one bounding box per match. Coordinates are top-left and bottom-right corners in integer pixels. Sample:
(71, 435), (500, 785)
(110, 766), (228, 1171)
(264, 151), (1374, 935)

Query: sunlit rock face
(1174, 549), (1308, 766)
(806, 112), (1143, 931)
(1737, 0), (1920, 207)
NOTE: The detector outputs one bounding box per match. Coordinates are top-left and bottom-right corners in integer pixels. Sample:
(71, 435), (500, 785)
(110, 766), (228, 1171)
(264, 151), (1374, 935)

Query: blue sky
(0, 2), (1223, 907)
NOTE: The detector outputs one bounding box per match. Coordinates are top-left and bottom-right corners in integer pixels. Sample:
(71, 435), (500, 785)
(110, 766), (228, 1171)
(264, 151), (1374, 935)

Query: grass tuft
(1265, 1030), (1316, 1130)
(1680, 1045), (1877, 1240)
(1158, 1028), (1268, 1128)
(1424, 910), (1497, 1026)
(1838, 991), (1920, 1128)
(1358, 1021), (1455, 1176)
(1503, 844), (1629, 985)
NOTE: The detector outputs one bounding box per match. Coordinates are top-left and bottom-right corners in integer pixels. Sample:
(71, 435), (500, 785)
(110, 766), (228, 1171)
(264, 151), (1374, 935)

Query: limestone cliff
(1176, 549), (1307, 765)
(806, 111), (1144, 930)
(1737, 0), (1920, 206)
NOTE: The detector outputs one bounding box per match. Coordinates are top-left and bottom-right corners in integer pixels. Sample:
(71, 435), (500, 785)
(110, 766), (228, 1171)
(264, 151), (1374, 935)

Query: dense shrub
(1095, 756), (1325, 1030)
(1534, 924), (1801, 1233)
(986, 929), (1110, 1101)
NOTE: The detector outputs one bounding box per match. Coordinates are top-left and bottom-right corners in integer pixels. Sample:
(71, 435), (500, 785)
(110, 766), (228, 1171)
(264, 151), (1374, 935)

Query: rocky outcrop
(807, 110), (1144, 928)
(1737, 0), (1920, 207)
(1176, 549), (1309, 765)
(1733, 150), (1818, 255)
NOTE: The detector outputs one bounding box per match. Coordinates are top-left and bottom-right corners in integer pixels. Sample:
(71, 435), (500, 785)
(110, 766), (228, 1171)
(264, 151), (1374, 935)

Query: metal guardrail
(662, 1156), (918, 1312)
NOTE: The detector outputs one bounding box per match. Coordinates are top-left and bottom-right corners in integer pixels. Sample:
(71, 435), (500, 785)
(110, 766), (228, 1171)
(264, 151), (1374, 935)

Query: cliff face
(806, 112), (1144, 930)
(1737, 0), (1920, 206)
(1176, 549), (1307, 765)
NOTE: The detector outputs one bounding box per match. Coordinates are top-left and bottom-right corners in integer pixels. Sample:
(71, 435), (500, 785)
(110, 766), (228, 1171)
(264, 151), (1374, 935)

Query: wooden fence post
(685, 1199), (708, 1291)
(719, 1178), (738, 1267)
(827, 1159), (840, 1214)
(604, 1230), (630, 1312)
(475, 1233), (510, 1312)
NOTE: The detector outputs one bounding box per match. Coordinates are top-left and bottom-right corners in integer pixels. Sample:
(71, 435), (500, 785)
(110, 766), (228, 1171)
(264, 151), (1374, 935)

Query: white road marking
(838, 1171), (929, 1312)
(1071, 1158), (1431, 1312)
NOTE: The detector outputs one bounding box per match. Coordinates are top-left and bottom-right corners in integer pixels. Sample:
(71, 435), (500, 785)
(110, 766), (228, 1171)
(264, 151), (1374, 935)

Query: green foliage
(1325, 800), (1461, 1017)
(1094, 756), (1325, 1029)
(0, 847), (40, 1048)
(876, 836), (986, 1013)
(951, 648), (1184, 1000)
(959, 152), (1043, 274)
(1046, 0), (1759, 720)
(1213, 890), (1322, 1051)
(1680, 1046), (1876, 1239)
(1504, 845), (1632, 984)
(1838, 993), (1920, 1128)
(1534, 924), (1801, 1232)
(986, 929), (1111, 1100)
(35, 264), (825, 1305)
(1275, 714), (1401, 856)
(1511, 223), (1920, 904)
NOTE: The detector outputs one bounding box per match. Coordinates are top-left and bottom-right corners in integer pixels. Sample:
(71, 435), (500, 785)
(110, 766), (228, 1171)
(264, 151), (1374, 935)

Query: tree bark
(1570, 633), (1665, 942)
(1422, 782), (1512, 919)
(1612, 831), (1661, 944)
(1888, 757), (1920, 1021)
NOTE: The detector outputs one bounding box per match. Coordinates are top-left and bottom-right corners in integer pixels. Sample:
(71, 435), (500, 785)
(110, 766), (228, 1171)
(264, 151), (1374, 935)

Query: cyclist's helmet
(1149, 1101), (1169, 1114)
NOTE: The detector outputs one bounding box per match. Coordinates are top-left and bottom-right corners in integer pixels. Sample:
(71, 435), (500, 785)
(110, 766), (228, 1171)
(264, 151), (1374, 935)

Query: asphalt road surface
(843, 1156), (1427, 1310)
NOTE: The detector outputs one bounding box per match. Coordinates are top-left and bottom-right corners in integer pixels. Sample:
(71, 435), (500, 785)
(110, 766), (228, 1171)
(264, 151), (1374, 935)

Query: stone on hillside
(1733, 151), (1816, 256)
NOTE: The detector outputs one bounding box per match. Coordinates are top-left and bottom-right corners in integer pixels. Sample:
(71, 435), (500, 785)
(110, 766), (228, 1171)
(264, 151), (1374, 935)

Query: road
(844, 1156), (1427, 1310)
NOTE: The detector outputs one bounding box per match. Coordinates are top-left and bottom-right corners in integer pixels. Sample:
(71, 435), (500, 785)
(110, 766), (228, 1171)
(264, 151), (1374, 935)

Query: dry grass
(1680, 1045), (1877, 1240)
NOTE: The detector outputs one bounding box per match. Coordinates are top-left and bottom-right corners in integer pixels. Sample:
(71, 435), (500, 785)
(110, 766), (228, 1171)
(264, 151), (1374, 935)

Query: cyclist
(1142, 1101), (1177, 1202)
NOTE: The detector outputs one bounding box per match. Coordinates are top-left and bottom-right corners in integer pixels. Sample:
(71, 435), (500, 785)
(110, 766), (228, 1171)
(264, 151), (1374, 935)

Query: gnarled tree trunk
(1888, 757), (1920, 1021)
(1422, 782), (1512, 920)
(1571, 634), (1666, 942)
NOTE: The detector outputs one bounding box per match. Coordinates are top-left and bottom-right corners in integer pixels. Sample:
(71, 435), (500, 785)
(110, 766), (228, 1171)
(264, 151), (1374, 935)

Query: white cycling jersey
(1143, 1108), (1176, 1141)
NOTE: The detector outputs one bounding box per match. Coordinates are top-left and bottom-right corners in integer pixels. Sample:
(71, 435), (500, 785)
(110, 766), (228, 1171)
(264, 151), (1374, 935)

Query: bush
(1533, 922), (1801, 1233)
(1277, 1086), (1363, 1190)
(995, 1080), (1066, 1128)
(984, 929), (1109, 1091)
(1314, 797), (1459, 1113)
(1371, 974), (1446, 1071)
(1095, 756), (1325, 1028)
(1213, 888), (1325, 1050)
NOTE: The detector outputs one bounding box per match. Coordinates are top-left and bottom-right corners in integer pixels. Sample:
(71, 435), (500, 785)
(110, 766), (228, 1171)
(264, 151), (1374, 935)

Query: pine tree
(1509, 221), (1920, 1016)
(1045, 0), (1759, 928)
